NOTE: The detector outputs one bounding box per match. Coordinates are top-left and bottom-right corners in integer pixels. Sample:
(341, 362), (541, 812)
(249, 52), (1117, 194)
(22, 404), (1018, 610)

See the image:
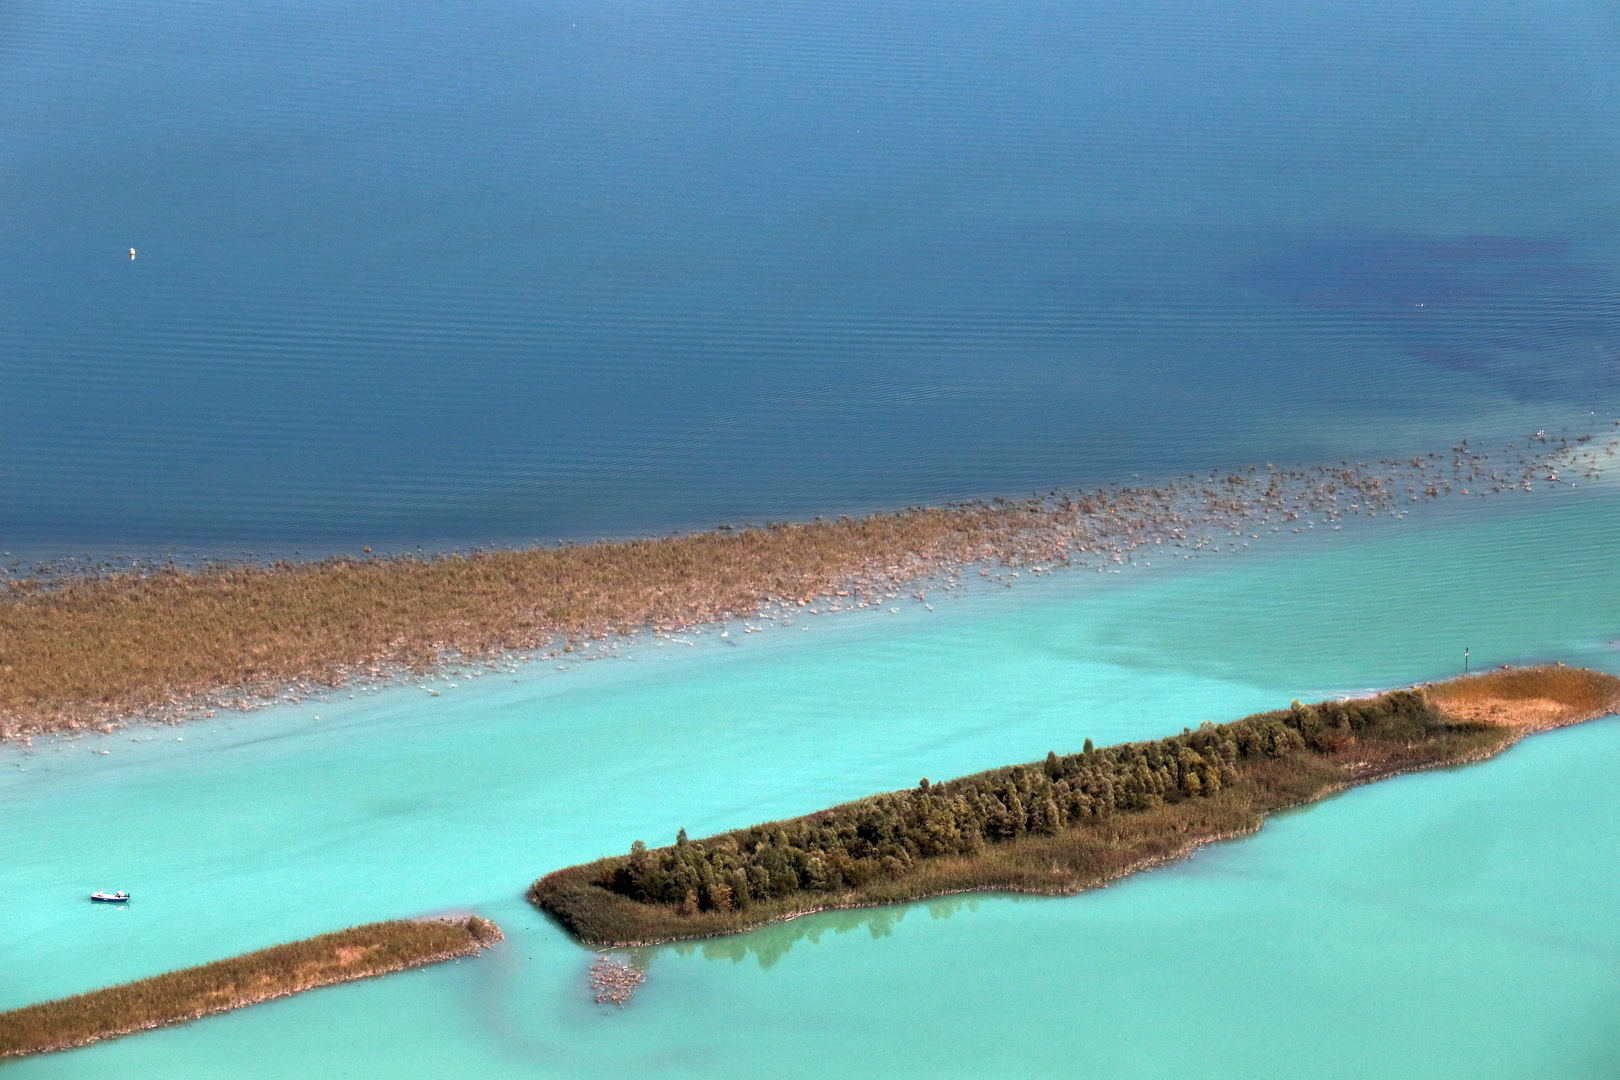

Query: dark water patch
(1241, 231), (1620, 400)
(1409, 348), (1495, 375)
(1241, 232), (1588, 314)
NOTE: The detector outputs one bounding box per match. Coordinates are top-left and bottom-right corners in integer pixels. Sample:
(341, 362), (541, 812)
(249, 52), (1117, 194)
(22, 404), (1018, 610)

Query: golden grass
(0, 506), (1046, 736)
(1427, 666), (1620, 733)
(1427, 665), (1620, 710)
(0, 917), (502, 1059)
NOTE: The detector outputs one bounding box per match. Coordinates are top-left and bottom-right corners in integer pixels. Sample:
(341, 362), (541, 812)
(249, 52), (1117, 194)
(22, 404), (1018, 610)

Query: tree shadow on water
(638, 895), (1004, 971)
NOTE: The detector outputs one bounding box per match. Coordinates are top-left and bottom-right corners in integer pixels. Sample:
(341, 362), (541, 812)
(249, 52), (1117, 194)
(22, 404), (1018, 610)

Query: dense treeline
(600, 690), (1432, 915)
(531, 668), (1620, 945)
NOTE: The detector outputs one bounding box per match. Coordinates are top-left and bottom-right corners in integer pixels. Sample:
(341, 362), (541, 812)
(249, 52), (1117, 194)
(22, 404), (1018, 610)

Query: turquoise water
(5, 485), (1618, 1076)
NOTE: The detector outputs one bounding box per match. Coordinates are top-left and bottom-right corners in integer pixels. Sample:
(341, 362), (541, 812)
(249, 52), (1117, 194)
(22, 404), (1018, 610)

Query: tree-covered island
(530, 666), (1620, 946)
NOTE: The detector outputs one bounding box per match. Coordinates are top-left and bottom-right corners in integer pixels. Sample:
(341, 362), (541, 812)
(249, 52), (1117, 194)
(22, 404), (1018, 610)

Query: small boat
(90, 890), (130, 903)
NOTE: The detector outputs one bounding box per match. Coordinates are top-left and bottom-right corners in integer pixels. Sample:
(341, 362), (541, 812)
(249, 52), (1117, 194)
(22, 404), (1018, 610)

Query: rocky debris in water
(590, 956), (645, 1006)
(464, 916), (505, 946)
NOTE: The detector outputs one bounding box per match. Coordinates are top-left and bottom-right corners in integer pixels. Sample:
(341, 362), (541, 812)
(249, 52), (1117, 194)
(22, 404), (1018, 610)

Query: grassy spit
(1, 433), (1607, 738)
(529, 667), (1620, 946)
(0, 917), (502, 1059)
(0, 504), (1041, 736)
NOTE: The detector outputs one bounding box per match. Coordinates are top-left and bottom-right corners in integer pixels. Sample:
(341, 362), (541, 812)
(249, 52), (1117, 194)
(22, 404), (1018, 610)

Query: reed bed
(0, 506), (1036, 735)
(1, 432), (1605, 738)
(0, 917), (503, 1059)
(531, 668), (1620, 945)
(1427, 664), (1617, 710)
(1426, 664), (1617, 731)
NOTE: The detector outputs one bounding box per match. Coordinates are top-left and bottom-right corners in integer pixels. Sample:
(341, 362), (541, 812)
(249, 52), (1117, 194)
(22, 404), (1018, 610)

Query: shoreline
(529, 668), (1620, 947)
(0, 917), (502, 1060)
(3, 433), (1612, 741)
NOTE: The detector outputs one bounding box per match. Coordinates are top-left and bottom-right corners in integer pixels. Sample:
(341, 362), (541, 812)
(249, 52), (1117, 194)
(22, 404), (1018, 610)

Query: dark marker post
(1465, 647), (1470, 674)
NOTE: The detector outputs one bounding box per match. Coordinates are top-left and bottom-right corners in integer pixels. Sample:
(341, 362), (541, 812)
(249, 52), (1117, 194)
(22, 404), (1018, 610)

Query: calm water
(3, 0), (1619, 555)
(5, 0), (1620, 1074)
(4, 484), (1620, 1076)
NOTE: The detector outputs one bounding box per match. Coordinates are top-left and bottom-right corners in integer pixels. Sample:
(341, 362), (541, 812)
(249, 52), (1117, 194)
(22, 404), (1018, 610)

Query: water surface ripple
(3, 0), (1619, 555)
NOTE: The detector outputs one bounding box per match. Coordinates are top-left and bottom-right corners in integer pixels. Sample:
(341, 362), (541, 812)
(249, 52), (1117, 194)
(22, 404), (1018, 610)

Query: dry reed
(0, 506), (1039, 735)
(2, 432), (1606, 738)
(1427, 664), (1617, 710)
(0, 917), (503, 1059)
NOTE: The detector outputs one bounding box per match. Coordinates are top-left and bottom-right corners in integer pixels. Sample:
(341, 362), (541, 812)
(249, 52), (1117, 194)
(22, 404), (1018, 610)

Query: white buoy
(129, 248), (136, 260)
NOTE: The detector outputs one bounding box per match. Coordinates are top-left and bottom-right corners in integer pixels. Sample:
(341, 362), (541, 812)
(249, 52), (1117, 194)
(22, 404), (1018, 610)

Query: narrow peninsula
(530, 667), (1620, 946)
(0, 917), (502, 1059)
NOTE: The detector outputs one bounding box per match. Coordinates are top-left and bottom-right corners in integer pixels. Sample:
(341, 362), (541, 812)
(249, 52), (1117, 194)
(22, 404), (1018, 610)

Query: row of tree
(602, 688), (1438, 913)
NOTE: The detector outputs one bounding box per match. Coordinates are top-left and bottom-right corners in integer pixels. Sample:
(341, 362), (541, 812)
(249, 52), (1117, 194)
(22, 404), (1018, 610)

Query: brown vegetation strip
(530, 668), (1620, 946)
(0, 506), (1025, 737)
(0, 917), (502, 1059)
(8, 435), (1605, 739)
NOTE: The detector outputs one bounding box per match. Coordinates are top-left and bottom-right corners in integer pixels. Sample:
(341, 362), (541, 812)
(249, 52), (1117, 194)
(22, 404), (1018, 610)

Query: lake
(3, 0), (1619, 1074)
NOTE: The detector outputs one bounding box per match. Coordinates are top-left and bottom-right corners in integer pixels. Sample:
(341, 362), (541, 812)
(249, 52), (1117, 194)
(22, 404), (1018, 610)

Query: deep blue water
(4, 0), (1619, 557)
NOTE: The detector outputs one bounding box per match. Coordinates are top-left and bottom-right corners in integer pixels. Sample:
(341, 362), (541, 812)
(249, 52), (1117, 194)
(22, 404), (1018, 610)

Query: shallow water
(4, 485), (1618, 1076)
